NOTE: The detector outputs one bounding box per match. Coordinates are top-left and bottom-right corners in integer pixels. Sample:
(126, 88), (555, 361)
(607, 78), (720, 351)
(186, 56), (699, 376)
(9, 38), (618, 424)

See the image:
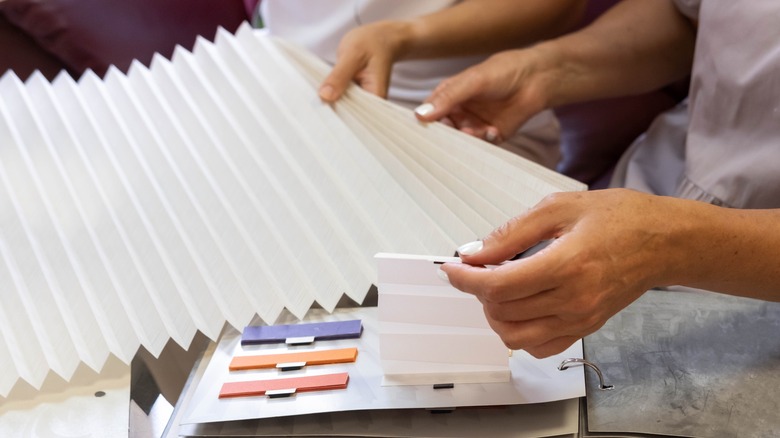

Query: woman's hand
(440, 189), (699, 357)
(318, 21), (412, 102)
(414, 48), (557, 143)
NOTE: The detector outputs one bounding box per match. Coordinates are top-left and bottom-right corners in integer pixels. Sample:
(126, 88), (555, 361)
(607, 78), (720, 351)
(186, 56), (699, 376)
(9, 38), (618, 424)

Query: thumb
(457, 197), (569, 265)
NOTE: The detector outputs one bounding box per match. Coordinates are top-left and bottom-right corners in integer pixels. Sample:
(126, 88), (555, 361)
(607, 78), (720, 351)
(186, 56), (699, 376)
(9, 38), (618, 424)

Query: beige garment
(612, 0), (780, 209)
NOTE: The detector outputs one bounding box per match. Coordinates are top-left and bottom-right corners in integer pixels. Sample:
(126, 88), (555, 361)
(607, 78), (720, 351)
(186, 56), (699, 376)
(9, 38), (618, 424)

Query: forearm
(533, 0), (696, 107)
(661, 201), (780, 302)
(391, 0), (586, 60)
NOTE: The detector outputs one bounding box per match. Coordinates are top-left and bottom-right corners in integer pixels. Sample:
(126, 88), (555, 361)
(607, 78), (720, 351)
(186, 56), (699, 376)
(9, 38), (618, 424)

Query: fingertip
(440, 117), (455, 128)
(436, 266), (450, 284)
(438, 262), (469, 292)
(460, 127), (476, 137)
(318, 84), (338, 102)
(457, 240), (484, 256)
(414, 102), (436, 119)
(484, 127), (502, 144)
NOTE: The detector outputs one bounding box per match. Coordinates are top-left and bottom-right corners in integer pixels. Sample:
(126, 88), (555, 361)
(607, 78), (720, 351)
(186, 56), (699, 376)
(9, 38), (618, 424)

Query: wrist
(654, 198), (733, 290)
(366, 20), (416, 62)
(520, 41), (571, 110)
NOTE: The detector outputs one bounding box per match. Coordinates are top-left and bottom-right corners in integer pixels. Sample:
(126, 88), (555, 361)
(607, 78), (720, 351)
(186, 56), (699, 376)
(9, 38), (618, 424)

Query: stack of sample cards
(177, 307), (586, 436)
(376, 254), (510, 385)
(219, 320), (363, 399)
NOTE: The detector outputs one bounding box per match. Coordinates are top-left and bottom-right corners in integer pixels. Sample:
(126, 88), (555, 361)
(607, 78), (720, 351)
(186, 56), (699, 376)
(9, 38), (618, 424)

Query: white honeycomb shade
(0, 24), (585, 396)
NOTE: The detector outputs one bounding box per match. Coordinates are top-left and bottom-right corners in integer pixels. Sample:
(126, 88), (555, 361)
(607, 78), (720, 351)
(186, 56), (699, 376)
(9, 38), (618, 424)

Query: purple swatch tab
(241, 319), (363, 345)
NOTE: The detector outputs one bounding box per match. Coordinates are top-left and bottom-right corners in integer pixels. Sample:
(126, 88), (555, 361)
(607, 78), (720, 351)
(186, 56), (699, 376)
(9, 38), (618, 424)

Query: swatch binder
(0, 23), (585, 397)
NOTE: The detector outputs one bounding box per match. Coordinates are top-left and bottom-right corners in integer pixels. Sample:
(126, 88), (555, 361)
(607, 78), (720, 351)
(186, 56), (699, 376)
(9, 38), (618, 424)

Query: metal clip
(285, 336), (315, 346)
(266, 388), (297, 398)
(558, 358), (614, 391)
(276, 361), (306, 372)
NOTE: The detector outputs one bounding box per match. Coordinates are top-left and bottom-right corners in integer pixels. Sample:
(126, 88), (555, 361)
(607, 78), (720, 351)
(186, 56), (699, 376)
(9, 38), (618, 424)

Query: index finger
(414, 68), (485, 122)
(440, 254), (562, 304)
(458, 191), (581, 267)
(319, 52), (365, 102)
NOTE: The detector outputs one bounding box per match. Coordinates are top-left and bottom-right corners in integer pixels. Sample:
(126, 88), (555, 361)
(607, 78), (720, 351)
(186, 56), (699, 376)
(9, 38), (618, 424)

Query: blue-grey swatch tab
(241, 319), (363, 345)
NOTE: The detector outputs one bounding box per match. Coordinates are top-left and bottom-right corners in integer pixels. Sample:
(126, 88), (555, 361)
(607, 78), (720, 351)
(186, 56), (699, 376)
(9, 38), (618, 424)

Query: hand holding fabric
(440, 189), (696, 358)
(414, 48), (554, 144)
(318, 21), (409, 102)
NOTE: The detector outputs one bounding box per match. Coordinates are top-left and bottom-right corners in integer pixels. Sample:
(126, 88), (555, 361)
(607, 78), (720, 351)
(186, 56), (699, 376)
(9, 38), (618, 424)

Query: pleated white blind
(0, 24), (584, 396)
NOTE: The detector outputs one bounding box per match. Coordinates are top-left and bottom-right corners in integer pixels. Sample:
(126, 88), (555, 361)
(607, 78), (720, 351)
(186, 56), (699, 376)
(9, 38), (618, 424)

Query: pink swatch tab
(219, 372), (349, 398)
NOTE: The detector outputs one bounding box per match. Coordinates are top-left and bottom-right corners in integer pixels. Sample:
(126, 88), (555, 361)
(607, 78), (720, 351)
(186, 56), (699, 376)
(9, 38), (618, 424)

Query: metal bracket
(558, 358), (614, 391)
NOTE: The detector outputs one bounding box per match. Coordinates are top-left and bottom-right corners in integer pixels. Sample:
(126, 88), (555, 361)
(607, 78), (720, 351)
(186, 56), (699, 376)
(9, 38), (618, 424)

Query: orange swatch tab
(219, 372), (349, 398)
(230, 347), (358, 371)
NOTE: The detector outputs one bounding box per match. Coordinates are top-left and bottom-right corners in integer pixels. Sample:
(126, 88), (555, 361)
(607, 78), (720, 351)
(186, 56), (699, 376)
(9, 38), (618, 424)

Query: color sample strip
(241, 319), (362, 345)
(230, 347), (358, 371)
(219, 372), (349, 398)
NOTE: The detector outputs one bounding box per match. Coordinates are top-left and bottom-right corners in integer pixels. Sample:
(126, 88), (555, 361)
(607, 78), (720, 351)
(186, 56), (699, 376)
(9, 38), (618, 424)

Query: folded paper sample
(376, 253), (510, 385)
(0, 22), (584, 396)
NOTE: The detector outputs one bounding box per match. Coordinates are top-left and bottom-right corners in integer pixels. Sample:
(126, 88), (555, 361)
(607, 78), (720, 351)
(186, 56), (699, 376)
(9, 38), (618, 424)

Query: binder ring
(558, 358), (614, 391)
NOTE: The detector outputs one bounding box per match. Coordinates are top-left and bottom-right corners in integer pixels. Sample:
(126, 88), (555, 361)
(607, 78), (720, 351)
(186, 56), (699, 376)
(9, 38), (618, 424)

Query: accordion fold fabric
(0, 23), (584, 396)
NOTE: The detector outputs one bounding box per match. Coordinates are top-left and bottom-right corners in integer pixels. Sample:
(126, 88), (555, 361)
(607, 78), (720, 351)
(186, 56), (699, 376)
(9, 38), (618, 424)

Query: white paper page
(126, 60), (260, 338)
(48, 73), (153, 364)
(149, 52), (286, 326)
(341, 97), (499, 234)
(275, 35), (474, 250)
(420, 116), (586, 201)
(179, 398), (579, 438)
(248, 30), (451, 257)
(56, 72), (172, 358)
(0, 321), (19, 396)
(345, 96), (518, 222)
(25, 72), (140, 365)
(0, 79), (82, 383)
(0, 239), (45, 393)
(220, 28), (400, 303)
(79, 70), (198, 352)
(16, 72), (129, 372)
(103, 65), (228, 341)
(193, 36), (356, 312)
(234, 29), (461, 283)
(174, 43), (316, 319)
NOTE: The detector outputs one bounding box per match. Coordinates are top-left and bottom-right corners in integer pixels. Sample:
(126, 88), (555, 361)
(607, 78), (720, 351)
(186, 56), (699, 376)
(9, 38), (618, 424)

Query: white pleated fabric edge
(0, 23), (585, 397)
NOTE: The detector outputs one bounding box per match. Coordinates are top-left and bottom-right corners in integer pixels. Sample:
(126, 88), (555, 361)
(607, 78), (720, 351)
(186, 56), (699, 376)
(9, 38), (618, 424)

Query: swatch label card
(376, 253), (510, 385)
(229, 347), (358, 370)
(241, 320), (363, 345)
(219, 372), (349, 398)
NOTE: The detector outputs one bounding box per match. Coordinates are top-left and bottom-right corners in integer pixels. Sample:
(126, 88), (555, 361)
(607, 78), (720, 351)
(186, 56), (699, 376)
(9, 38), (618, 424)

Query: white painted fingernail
(457, 240), (484, 256)
(414, 102), (435, 117)
(436, 267), (450, 283)
(485, 128), (498, 143)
